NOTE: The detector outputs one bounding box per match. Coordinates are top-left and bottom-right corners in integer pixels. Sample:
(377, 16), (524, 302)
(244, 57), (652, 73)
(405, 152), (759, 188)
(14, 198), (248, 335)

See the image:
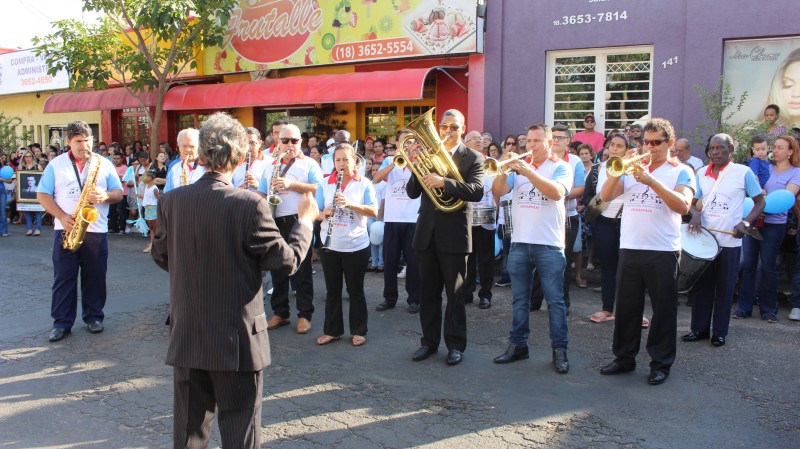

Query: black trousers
(594, 216), (621, 313)
(270, 214), (314, 320)
(320, 246), (370, 336)
(383, 222), (420, 305)
(173, 367), (262, 449)
(107, 195), (127, 233)
(531, 215), (579, 308)
(465, 226), (495, 301)
(613, 249), (680, 372)
(417, 238), (469, 351)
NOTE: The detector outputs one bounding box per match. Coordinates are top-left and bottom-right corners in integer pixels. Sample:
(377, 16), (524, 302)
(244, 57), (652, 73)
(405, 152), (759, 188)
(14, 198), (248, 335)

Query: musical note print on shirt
(390, 179), (408, 198)
(627, 186), (663, 212)
(704, 192), (732, 215)
(516, 184), (550, 206)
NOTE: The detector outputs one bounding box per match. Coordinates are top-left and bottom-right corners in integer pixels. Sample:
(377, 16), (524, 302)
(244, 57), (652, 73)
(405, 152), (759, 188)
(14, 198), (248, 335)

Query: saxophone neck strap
(69, 151), (87, 190)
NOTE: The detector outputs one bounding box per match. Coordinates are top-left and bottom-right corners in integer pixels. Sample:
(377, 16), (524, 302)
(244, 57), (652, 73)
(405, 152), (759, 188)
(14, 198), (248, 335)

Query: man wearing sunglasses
(574, 114), (605, 153)
(408, 109), (484, 366)
(258, 124), (323, 335)
(598, 118), (696, 385)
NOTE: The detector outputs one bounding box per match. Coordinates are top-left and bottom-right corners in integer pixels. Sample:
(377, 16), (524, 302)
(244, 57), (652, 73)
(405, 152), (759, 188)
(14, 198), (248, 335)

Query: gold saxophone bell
(63, 153), (102, 251)
(394, 108), (465, 212)
(606, 151), (652, 178)
(483, 150), (533, 176)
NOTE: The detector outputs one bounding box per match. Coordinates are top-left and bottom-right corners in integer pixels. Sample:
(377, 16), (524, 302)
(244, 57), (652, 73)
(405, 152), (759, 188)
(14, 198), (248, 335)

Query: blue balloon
(764, 189), (796, 214)
(0, 166), (13, 180)
(495, 233), (502, 257)
(742, 197), (754, 218)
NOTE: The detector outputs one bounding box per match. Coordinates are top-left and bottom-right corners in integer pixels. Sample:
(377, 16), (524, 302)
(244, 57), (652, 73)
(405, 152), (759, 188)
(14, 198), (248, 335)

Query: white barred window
(546, 46), (653, 134)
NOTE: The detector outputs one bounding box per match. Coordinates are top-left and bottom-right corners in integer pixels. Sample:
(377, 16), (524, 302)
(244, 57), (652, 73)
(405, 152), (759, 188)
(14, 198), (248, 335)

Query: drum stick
(706, 228), (736, 236)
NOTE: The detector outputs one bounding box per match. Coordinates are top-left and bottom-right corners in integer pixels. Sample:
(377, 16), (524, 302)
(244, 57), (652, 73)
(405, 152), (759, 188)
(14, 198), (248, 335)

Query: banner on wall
(0, 48), (69, 95)
(723, 37), (800, 130)
(204, 0), (480, 74)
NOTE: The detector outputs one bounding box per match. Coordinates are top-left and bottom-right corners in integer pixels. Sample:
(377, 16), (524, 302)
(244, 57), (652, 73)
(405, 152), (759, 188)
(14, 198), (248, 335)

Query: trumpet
(606, 151), (651, 178)
(483, 150), (533, 176)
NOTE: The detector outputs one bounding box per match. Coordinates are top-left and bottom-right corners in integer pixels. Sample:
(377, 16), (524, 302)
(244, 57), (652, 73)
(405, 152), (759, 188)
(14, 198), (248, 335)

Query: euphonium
(483, 150), (533, 176)
(62, 153), (102, 251)
(394, 108), (465, 212)
(606, 151), (652, 178)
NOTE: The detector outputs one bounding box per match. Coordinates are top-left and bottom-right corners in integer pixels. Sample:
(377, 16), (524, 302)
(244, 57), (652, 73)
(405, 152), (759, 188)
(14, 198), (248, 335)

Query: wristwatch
(741, 220), (751, 229)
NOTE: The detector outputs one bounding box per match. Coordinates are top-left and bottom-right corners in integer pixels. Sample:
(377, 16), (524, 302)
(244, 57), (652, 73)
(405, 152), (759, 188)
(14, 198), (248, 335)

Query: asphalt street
(1, 225), (798, 448)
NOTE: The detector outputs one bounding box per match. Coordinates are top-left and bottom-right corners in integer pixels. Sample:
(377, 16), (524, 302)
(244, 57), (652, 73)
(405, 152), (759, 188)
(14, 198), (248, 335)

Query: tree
(686, 76), (767, 163)
(0, 112), (33, 152)
(34, 0), (238, 157)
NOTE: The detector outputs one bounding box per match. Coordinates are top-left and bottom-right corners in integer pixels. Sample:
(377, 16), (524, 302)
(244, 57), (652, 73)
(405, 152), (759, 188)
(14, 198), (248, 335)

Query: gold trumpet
(483, 150), (533, 176)
(394, 108), (465, 212)
(606, 151), (652, 178)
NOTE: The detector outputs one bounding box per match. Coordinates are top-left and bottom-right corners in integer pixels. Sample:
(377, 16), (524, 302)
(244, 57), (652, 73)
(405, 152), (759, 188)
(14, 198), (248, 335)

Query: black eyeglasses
(280, 138), (300, 144)
(439, 124), (460, 131)
(643, 139), (667, 147)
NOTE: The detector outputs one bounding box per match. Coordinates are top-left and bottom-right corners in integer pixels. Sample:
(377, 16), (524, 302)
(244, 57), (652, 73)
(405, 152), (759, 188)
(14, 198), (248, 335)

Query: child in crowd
(749, 134), (771, 188)
(139, 171), (160, 253)
(368, 162), (385, 272)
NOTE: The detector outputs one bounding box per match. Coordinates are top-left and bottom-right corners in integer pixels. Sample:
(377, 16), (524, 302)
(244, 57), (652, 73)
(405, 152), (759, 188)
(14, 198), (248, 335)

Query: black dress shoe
(478, 297), (491, 309)
(681, 331), (709, 342)
(600, 361), (635, 375)
(446, 349), (463, 365)
(648, 370), (669, 385)
(48, 328), (70, 342)
(552, 348), (569, 374)
(412, 346), (436, 361)
(711, 336), (726, 347)
(407, 303), (420, 314)
(87, 321), (104, 334)
(375, 301), (396, 312)
(493, 344), (529, 364)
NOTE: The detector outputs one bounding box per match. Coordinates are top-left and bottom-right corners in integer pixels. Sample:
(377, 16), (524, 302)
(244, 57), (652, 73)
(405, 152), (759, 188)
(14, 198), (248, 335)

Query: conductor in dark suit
(407, 109), (484, 365)
(151, 112), (316, 449)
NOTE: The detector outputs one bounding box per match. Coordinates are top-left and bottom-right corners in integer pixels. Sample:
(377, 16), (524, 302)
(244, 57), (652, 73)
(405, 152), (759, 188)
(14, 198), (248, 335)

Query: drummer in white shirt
(683, 133), (764, 347)
(598, 118), (696, 386)
(465, 165), (497, 309)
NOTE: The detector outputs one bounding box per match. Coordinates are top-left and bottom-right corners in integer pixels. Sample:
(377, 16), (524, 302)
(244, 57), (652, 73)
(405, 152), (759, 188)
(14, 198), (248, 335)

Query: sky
(0, 0), (102, 50)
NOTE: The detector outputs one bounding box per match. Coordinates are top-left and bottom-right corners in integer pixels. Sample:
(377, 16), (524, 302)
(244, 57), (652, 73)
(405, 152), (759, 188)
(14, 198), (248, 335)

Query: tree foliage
(33, 0), (238, 155)
(686, 76), (767, 163)
(0, 112), (33, 153)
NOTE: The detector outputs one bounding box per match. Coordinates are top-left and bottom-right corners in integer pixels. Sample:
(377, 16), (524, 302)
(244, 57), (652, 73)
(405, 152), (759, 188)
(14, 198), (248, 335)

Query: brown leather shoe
(296, 317), (312, 334)
(267, 316), (290, 330)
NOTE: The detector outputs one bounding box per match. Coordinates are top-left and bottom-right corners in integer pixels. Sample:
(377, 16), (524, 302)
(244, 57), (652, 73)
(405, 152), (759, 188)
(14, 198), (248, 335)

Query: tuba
(63, 153), (102, 251)
(393, 108), (465, 212)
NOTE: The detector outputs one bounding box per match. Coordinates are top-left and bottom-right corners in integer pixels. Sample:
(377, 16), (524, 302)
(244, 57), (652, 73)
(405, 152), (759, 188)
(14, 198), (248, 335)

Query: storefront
(483, 0), (800, 155)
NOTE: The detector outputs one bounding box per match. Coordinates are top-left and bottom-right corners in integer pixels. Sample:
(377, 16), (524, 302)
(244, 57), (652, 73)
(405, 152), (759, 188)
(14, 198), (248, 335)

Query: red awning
(162, 68), (439, 111)
(43, 88), (158, 113)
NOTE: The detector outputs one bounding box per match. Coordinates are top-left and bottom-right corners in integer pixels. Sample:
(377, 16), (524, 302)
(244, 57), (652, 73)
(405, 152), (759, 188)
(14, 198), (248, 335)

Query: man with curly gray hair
(152, 112), (317, 448)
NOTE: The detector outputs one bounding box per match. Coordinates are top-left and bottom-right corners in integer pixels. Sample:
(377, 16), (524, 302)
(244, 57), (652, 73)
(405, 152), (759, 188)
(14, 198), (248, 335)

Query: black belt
(275, 214), (298, 224)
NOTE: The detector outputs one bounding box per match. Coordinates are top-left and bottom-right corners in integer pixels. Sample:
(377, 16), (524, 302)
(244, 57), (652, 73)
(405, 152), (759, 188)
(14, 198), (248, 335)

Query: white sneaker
(587, 263), (595, 271)
(397, 267), (407, 279)
(789, 308), (800, 321)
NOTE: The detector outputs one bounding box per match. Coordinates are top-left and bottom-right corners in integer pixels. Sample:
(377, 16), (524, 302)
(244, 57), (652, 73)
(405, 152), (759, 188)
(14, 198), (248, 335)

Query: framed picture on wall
(16, 170), (42, 203)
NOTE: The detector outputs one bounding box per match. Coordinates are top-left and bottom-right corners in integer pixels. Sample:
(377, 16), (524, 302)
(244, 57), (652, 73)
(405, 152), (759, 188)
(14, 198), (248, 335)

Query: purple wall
(485, 0), (799, 156)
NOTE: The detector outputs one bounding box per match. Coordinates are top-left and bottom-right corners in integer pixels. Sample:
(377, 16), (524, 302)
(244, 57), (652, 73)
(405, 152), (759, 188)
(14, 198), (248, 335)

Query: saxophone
(180, 159), (188, 186)
(63, 153), (102, 251)
(322, 169), (344, 252)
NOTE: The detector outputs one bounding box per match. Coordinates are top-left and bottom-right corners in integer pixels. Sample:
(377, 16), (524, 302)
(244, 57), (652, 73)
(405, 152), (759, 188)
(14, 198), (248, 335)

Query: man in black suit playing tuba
(407, 109), (484, 365)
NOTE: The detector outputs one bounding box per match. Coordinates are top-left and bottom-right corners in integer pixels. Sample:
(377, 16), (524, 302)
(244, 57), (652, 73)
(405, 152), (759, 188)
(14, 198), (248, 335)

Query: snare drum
(468, 205), (496, 225)
(500, 200), (512, 238)
(677, 223), (720, 293)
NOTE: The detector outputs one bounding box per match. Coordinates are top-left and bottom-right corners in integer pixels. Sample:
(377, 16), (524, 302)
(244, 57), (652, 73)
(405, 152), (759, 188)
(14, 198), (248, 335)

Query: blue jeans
(739, 222), (785, 317)
(507, 243), (568, 349)
(0, 185), (7, 235)
(367, 218), (383, 268)
(24, 211), (43, 231)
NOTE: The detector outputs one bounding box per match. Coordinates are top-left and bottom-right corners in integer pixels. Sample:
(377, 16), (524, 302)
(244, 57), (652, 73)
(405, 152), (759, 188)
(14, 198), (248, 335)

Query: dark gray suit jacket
(152, 171), (312, 372)
(406, 143), (484, 253)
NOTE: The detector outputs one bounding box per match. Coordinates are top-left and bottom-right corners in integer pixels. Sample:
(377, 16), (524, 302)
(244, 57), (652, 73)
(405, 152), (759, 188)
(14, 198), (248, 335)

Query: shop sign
(0, 48), (69, 95)
(205, 0), (480, 74)
(723, 37), (800, 130)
